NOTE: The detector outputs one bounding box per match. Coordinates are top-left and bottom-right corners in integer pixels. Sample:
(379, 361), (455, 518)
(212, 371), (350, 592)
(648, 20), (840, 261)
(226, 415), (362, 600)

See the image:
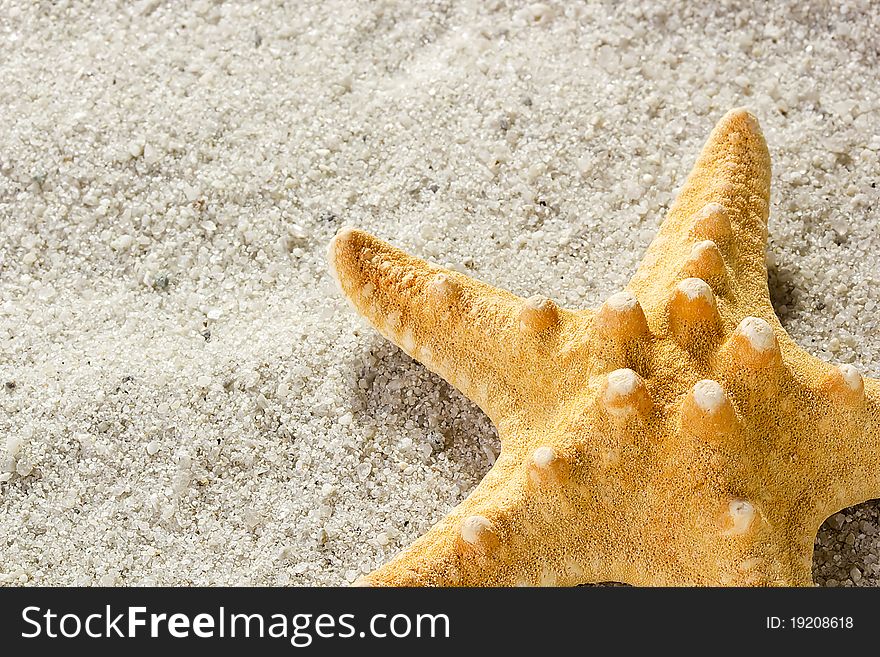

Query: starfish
(327, 109), (880, 587)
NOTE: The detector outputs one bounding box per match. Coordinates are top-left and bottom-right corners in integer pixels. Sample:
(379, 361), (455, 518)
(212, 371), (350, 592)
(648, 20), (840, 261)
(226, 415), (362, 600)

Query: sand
(1, 0), (878, 586)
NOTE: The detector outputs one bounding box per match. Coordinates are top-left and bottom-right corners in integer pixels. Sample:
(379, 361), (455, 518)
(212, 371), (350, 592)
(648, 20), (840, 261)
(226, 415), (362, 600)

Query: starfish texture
(328, 109), (880, 587)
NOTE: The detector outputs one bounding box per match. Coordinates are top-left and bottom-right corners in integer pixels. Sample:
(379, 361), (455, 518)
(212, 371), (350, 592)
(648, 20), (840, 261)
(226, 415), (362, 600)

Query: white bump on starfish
(532, 446), (555, 468)
(350, 577), (374, 587)
(607, 368), (638, 395)
(690, 203), (732, 243)
(596, 290), (649, 340)
(539, 568), (558, 586)
(738, 557), (763, 572)
(602, 368), (652, 418)
(607, 291), (637, 312)
(820, 363), (865, 402)
(677, 277), (714, 302)
(529, 445), (562, 486)
(723, 316), (782, 370)
(683, 379), (738, 438)
(838, 364), (864, 393)
(690, 239), (718, 259)
(400, 328), (416, 354)
(685, 240), (726, 281)
(385, 310), (401, 331)
(564, 556), (585, 579)
(601, 447), (621, 468)
(669, 278), (720, 342)
(723, 500), (755, 536)
(519, 295), (559, 333)
(430, 273), (457, 303)
(692, 379), (726, 413)
(737, 317), (776, 352)
(460, 515), (496, 548)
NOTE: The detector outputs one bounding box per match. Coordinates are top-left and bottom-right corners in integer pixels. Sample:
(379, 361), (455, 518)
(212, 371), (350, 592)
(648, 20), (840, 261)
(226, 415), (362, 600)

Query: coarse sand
(1, 0), (878, 586)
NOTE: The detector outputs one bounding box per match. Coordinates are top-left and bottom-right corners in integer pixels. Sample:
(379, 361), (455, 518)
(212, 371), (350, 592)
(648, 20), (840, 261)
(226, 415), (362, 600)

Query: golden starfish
(327, 109), (880, 587)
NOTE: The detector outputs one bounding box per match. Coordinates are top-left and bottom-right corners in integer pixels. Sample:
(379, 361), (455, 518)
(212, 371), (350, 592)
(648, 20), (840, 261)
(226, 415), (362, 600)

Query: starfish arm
(629, 108), (772, 323)
(811, 370), (880, 517)
(356, 458), (524, 587)
(328, 227), (574, 423)
(357, 451), (617, 587)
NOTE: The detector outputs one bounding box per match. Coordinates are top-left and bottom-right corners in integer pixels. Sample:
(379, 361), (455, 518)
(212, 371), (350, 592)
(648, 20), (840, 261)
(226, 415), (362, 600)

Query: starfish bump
(328, 109), (880, 587)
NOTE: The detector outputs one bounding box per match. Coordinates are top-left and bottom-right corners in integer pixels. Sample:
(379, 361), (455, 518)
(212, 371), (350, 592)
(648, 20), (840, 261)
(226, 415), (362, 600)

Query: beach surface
(1, 0), (878, 586)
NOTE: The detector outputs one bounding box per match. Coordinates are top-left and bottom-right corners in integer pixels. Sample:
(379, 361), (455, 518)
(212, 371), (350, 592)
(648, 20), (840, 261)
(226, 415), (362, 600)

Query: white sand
(1, 1), (878, 586)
